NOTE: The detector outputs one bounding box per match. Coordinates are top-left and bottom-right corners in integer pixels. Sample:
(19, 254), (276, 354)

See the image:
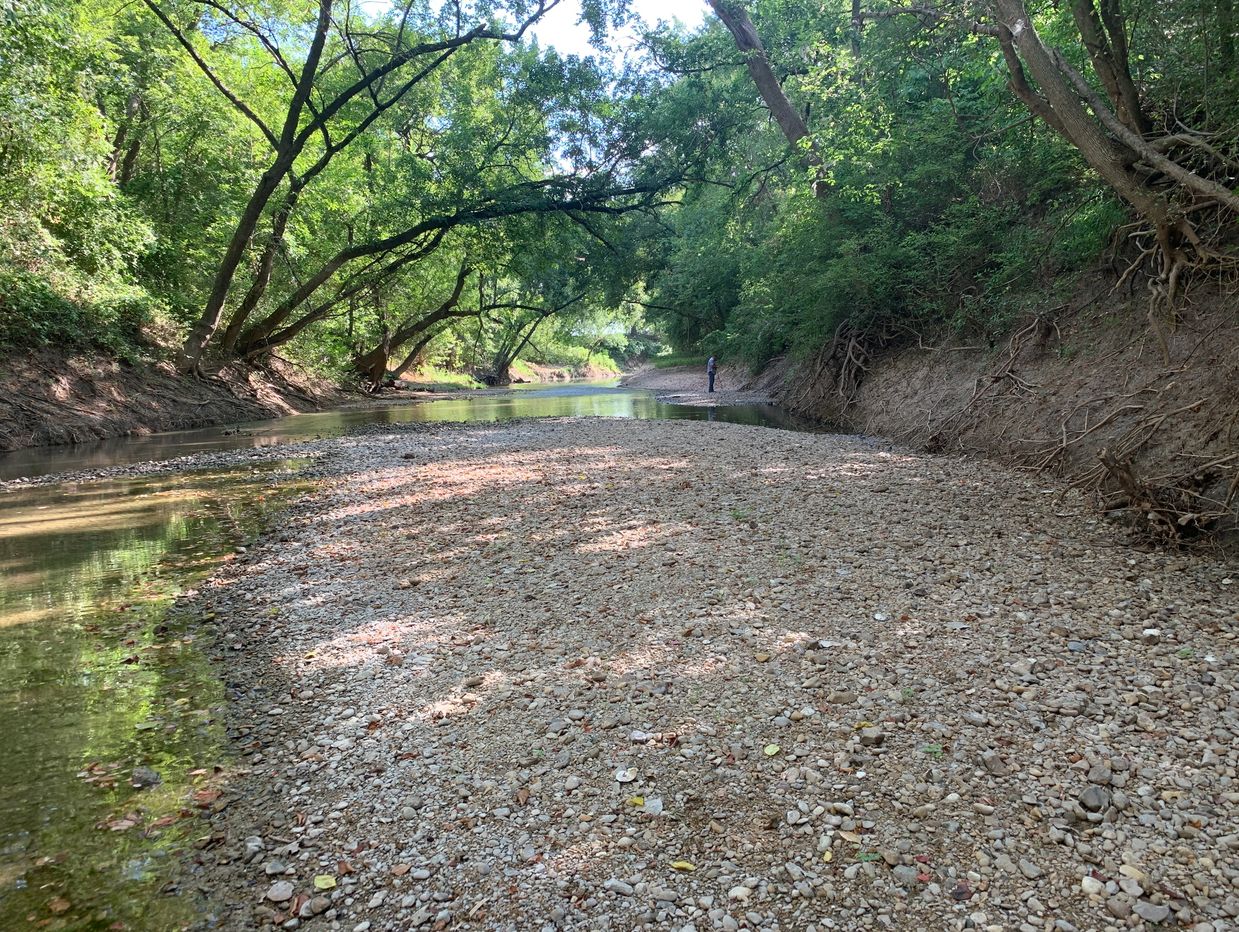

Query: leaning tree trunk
(706, 0), (829, 196)
(355, 336), (394, 393)
(993, 0), (1168, 226)
(390, 328), (444, 381)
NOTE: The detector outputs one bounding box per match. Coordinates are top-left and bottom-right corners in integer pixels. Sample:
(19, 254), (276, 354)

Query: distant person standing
(707, 355), (717, 393)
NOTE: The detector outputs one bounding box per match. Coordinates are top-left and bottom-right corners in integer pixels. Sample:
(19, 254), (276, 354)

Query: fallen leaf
(838, 830), (862, 843)
(313, 875), (336, 891)
(822, 851), (833, 863)
(192, 788), (222, 807)
(763, 744), (780, 756)
(670, 861), (696, 872)
(48, 898), (71, 915)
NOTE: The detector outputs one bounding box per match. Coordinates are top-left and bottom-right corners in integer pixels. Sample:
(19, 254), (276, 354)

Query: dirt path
(191, 418), (1236, 931)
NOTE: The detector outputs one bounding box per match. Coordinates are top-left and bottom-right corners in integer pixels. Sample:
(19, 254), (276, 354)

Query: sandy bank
(621, 364), (774, 407)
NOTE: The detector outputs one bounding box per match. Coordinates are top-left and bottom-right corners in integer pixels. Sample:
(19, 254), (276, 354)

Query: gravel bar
(189, 417), (1238, 932)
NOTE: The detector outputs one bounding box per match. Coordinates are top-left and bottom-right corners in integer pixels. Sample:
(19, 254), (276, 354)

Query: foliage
(1, 0), (1232, 379)
(635, 0), (1237, 366)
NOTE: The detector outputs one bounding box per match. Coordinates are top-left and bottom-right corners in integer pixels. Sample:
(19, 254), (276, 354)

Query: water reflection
(0, 382), (823, 481)
(0, 462), (309, 929)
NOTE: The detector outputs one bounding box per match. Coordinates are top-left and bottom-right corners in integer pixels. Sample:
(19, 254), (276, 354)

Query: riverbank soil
(622, 365), (774, 407)
(0, 350), (347, 451)
(189, 418), (1237, 931)
(778, 280), (1239, 541)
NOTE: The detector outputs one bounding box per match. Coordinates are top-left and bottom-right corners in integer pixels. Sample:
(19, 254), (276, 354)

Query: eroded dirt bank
(187, 418), (1237, 931)
(777, 283), (1239, 540)
(0, 350), (346, 451)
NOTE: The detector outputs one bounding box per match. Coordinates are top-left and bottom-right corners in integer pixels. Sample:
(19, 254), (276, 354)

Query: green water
(0, 462), (309, 930)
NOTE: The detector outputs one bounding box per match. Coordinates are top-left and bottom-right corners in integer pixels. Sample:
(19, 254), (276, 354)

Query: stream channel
(0, 381), (819, 929)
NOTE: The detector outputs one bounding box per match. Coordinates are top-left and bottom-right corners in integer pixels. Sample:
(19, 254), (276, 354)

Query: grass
(652, 353), (708, 369)
(401, 365), (483, 390)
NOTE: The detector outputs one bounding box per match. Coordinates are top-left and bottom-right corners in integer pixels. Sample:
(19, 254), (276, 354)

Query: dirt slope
(0, 351), (346, 451)
(778, 277), (1239, 541)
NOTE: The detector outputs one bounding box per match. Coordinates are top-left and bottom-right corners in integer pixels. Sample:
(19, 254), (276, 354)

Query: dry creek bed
(180, 417), (1237, 932)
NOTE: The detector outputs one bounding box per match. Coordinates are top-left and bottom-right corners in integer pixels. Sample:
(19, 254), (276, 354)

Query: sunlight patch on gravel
(191, 417), (1238, 932)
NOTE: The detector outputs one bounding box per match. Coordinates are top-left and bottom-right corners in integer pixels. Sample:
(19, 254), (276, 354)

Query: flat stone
(1133, 901), (1171, 924)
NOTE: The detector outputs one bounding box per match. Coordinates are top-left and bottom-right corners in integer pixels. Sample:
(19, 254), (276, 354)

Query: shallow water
(0, 462), (309, 929)
(0, 381), (821, 481)
(0, 381), (820, 928)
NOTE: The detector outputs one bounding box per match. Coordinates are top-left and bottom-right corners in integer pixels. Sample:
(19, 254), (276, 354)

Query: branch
(1051, 49), (1239, 213)
(142, 0), (279, 148)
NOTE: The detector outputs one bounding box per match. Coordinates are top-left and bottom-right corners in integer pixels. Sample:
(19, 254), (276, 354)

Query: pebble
(179, 419), (1239, 932)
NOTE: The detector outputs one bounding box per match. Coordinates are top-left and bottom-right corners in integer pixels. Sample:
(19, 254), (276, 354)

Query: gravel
(185, 417), (1238, 930)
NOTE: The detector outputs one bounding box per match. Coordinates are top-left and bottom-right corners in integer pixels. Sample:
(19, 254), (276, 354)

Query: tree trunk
(355, 337), (393, 393)
(992, 0), (1168, 226)
(168, 0), (333, 372)
(706, 0), (829, 195)
(1070, 0), (1149, 134)
(219, 183), (304, 353)
(350, 263), (473, 390)
(178, 162), (291, 372)
(390, 328), (444, 380)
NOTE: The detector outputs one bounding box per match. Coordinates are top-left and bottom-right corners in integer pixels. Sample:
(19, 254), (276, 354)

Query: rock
(1018, 859), (1042, 880)
(604, 879), (634, 896)
(299, 896), (331, 919)
(1079, 786), (1111, 813)
(826, 690), (857, 704)
(1081, 876), (1105, 896)
(1087, 762), (1112, 785)
(1133, 902), (1171, 924)
(267, 881), (295, 903)
(980, 750), (1011, 776)
(130, 766), (161, 788)
(859, 727), (885, 747)
(892, 865), (920, 887)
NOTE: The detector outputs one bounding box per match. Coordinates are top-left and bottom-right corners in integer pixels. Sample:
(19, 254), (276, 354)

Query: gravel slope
(192, 418), (1238, 932)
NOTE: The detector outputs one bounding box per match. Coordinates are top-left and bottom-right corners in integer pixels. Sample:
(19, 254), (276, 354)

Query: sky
(529, 0), (709, 59)
(359, 0), (709, 59)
